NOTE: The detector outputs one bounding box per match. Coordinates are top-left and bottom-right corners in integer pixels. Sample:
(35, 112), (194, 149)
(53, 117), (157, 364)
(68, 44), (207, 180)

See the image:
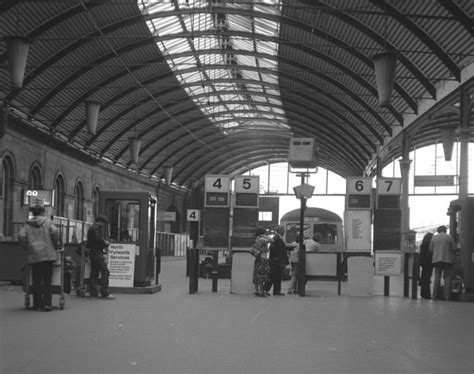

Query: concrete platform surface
(1, 258), (473, 374)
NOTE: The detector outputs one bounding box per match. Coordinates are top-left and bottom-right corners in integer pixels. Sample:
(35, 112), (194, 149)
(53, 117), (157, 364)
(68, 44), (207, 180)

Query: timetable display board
(203, 175), (230, 248)
(203, 207), (230, 248)
(232, 208), (259, 248)
(373, 209), (401, 250)
(204, 175), (230, 208)
(346, 178), (372, 209)
(234, 175), (259, 208)
(344, 210), (372, 252)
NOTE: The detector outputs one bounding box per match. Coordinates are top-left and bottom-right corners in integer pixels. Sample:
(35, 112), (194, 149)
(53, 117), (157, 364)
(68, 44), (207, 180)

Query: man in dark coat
(87, 214), (115, 299)
(265, 225), (295, 295)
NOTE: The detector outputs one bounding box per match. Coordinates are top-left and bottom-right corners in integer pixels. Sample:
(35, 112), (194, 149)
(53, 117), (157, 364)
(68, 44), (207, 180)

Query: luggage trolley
(75, 241), (91, 298)
(24, 249), (66, 310)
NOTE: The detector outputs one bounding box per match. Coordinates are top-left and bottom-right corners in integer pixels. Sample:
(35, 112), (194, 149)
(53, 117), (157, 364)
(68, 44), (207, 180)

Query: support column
(459, 88), (471, 199)
(399, 132), (412, 297)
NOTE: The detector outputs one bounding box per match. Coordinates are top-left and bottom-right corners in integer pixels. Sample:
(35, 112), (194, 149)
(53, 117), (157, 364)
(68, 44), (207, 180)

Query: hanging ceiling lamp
(85, 101), (101, 135)
(164, 165), (173, 185)
(190, 178), (199, 190)
(5, 36), (30, 90)
(439, 125), (457, 161)
(130, 137), (141, 165)
(372, 51), (397, 107)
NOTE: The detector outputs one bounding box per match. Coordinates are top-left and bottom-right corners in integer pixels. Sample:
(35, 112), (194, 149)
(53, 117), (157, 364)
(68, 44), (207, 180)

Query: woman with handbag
(252, 227), (272, 297)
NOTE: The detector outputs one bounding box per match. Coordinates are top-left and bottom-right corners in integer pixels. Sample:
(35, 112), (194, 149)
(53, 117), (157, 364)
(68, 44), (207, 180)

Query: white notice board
(344, 210), (371, 252)
(108, 243), (136, 288)
(374, 251), (402, 276)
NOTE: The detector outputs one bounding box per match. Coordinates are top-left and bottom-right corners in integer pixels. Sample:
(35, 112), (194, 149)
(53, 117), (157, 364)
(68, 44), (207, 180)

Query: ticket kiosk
(99, 190), (159, 291)
(448, 197), (474, 295)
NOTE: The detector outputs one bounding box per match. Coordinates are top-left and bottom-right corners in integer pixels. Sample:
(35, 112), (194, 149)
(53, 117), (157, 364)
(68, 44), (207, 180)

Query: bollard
(337, 253), (342, 296)
(211, 271), (218, 292)
(411, 253), (419, 300)
(188, 248), (199, 294)
(384, 276), (390, 296)
(186, 247), (190, 277)
(188, 248), (196, 294)
(403, 253), (409, 297)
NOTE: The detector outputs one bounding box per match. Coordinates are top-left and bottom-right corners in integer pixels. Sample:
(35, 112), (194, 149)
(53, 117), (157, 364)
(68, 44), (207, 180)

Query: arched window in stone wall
(75, 180), (85, 220)
(54, 174), (66, 217)
(29, 164), (43, 189)
(1, 155), (15, 237)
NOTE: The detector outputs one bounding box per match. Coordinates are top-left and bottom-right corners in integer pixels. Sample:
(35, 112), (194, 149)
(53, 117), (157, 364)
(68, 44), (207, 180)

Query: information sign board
(108, 243), (136, 288)
(23, 189), (55, 207)
(205, 175), (230, 207)
(346, 178), (372, 209)
(346, 178), (372, 194)
(414, 175), (455, 187)
(187, 209), (201, 222)
(344, 210), (372, 252)
(374, 251), (402, 276)
(157, 211), (176, 221)
(234, 175), (259, 208)
(376, 178), (401, 195)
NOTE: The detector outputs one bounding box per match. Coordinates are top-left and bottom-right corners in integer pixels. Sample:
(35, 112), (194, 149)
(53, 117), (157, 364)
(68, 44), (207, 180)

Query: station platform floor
(1, 257), (473, 374)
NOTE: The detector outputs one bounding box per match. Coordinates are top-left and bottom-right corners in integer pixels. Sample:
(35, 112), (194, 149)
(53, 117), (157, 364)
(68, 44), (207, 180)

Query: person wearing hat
(87, 214), (115, 300)
(18, 204), (61, 311)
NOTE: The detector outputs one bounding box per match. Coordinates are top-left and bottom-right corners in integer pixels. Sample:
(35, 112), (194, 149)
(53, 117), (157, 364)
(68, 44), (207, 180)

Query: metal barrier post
(211, 271), (218, 292)
(384, 276), (390, 296)
(211, 250), (218, 292)
(337, 253), (341, 296)
(186, 247), (190, 277)
(188, 248), (199, 294)
(411, 253), (419, 300)
(403, 253), (409, 297)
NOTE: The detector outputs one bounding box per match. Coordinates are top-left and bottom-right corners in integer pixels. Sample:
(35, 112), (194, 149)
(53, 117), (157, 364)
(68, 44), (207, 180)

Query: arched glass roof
(139, 0), (289, 135)
(0, 1), (473, 188)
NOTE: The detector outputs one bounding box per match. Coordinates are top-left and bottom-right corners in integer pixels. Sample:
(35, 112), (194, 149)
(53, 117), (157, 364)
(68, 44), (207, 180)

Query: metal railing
(156, 232), (191, 257)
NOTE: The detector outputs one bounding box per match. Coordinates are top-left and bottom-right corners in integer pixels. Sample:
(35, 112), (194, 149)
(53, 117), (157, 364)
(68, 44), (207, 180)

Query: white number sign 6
(346, 178), (372, 194)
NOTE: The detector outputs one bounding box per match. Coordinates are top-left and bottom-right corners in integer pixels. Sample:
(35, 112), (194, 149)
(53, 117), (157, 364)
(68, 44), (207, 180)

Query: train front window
(285, 223), (310, 243)
(313, 223), (337, 244)
(105, 199), (140, 242)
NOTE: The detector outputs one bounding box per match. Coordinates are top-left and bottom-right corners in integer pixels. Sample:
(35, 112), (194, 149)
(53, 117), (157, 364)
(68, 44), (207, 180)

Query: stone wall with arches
(0, 124), (191, 240)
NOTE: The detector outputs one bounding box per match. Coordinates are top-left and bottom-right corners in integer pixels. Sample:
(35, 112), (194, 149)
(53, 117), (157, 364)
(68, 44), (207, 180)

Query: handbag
(250, 245), (261, 258)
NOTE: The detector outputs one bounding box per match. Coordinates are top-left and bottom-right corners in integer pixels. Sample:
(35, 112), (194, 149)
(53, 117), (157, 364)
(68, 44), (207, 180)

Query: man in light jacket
(429, 225), (456, 301)
(18, 205), (60, 311)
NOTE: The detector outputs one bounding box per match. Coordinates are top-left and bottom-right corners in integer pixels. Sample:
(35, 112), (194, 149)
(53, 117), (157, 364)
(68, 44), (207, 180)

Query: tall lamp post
(293, 178), (315, 296)
(288, 137), (318, 296)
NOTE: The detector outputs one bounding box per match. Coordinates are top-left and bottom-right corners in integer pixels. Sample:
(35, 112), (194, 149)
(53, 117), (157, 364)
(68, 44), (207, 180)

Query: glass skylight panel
(155, 17), (182, 36)
(140, 0), (287, 134)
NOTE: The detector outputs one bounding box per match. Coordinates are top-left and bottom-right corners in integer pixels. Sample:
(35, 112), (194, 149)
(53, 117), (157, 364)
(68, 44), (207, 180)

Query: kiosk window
(106, 199), (140, 241)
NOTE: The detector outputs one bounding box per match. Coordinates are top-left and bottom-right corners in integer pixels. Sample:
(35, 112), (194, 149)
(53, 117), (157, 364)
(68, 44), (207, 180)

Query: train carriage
(280, 207), (344, 279)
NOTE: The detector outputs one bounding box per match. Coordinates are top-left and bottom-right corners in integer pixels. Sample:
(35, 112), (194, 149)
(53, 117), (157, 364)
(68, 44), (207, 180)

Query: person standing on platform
(87, 214), (115, 300)
(18, 204), (61, 311)
(304, 232), (322, 252)
(419, 232), (434, 299)
(252, 227), (272, 297)
(265, 225), (295, 296)
(287, 234), (302, 294)
(430, 225), (456, 301)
